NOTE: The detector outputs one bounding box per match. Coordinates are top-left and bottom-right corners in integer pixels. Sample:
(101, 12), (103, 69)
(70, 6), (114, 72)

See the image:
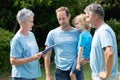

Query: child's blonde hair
(72, 13), (90, 31)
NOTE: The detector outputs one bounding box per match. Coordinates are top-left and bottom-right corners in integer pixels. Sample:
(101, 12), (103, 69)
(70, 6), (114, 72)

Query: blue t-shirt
(10, 31), (41, 79)
(45, 27), (79, 71)
(90, 23), (118, 76)
(77, 30), (92, 59)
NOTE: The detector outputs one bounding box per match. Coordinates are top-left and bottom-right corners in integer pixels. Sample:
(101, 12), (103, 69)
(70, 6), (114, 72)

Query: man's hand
(46, 74), (53, 80)
(99, 71), (109, 79)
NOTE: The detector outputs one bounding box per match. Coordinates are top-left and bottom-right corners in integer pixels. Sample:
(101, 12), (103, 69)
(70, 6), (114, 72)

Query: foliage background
(0, 0), (120, 46)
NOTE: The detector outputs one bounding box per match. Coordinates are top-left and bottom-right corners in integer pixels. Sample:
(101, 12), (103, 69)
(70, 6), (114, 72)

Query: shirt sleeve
(99, 30), (113, 48)
(45, 30), (54, 47)
(10, 38), (23, 58)
(78, 33), (87, 47)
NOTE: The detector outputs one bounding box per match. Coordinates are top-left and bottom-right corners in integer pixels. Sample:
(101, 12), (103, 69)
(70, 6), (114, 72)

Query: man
(84, 3), (118, 80)
(44, 6), (84, 80)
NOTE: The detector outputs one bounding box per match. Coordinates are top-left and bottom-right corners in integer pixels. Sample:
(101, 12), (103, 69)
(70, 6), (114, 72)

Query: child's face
(74, 19), (83, 32)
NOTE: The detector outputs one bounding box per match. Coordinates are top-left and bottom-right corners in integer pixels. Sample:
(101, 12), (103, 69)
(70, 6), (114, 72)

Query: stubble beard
(61, 23), (69, 29)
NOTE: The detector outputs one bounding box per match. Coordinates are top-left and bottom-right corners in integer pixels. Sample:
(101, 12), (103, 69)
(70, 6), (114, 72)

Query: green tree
(0, 0), (120, 47)
(0, 28), (14, 75)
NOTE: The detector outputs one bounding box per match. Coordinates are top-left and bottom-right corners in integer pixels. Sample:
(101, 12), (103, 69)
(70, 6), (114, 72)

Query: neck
(61, 25), (72, 31)
(19, 27), (29, 35)
(81, 28), (86, 32)
(95, 19), (104, 29)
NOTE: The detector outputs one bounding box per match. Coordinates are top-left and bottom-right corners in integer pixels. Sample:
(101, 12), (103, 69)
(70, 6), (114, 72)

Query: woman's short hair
(16, 8), (34, 23)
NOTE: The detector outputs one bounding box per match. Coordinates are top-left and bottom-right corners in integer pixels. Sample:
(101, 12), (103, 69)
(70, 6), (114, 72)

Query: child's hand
(76, 64), (81, 71)
(81, 58), (88, 65)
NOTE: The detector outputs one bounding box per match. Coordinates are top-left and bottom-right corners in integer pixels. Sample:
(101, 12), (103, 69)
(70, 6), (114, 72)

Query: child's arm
(76, 46), (83, 71)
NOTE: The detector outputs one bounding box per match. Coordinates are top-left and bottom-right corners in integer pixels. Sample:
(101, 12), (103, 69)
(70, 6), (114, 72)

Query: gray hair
(84, 3), (105, 19)
(16, 8), (34, 23)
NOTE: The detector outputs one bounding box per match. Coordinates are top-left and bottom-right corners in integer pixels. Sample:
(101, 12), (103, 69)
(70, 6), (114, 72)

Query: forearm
(10, 56), (36, 66)
(44, 50), (52, 75)
(10, 52), (42, 66)
(77, 47), (83, 65)
(104, 46), (114, 77)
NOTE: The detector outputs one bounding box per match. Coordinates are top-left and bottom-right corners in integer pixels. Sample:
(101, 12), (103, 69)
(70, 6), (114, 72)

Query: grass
(1, 58), (120, 80)
(37, 63), (92, 80)
(37, 58), (120, 80)
(37, 63), (55, 80)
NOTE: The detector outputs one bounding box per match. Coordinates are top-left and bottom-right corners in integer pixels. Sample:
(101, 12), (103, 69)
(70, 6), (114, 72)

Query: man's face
(85, 11), (96, 28)
(56, 11), (70, 28)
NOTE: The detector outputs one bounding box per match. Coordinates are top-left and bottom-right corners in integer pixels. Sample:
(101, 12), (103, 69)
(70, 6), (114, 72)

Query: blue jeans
(54, 68), (84, 80)
(76, 68), (84, 80)
(12, 77), (36, 80)
(54, 68), (70, 80)
(71, 59), (84, 80)
(71, 59), (78, 74)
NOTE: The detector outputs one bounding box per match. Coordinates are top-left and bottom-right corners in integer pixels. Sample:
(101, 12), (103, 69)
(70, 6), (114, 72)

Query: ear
(68, 14), (71, 20)
(94, 14), (98, 20)
(19, 21), (24, 26)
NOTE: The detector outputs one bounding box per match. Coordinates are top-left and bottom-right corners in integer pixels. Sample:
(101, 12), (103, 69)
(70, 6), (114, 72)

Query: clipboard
(42, 44), (57, 55)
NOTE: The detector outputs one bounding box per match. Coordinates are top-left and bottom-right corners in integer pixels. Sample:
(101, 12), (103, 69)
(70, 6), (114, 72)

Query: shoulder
(10, 33), (21, 46)
(71, 27), (78, 31)
(100, 23), (112, 31)
(29, 31), (34, 36)
(99, 23), (115, 36)
(48, 27), (61, 34)
(71, 27), (79, 35)
(12, 31), (22, 41)
(81, 30), (92, 36)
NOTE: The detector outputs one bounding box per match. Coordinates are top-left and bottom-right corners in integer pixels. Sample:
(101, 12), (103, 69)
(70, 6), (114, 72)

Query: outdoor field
(1, 58), (120, 80)
(38, 58), (120, 80)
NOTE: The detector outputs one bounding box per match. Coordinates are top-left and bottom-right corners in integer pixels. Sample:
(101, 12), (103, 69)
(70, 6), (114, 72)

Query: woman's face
(22, 16), (34, 31)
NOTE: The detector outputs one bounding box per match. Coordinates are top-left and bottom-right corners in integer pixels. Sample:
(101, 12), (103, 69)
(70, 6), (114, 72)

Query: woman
(10, 8), (42, 80)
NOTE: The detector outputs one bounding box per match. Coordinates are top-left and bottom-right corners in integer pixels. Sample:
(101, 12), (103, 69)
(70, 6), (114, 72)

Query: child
(70, 14), (92, 80)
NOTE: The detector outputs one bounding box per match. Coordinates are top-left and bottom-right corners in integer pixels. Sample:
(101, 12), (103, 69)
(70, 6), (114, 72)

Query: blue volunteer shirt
(10, 31), (41, 79)
(90, 23), (118, 76)
(45, 27), (79, 71)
